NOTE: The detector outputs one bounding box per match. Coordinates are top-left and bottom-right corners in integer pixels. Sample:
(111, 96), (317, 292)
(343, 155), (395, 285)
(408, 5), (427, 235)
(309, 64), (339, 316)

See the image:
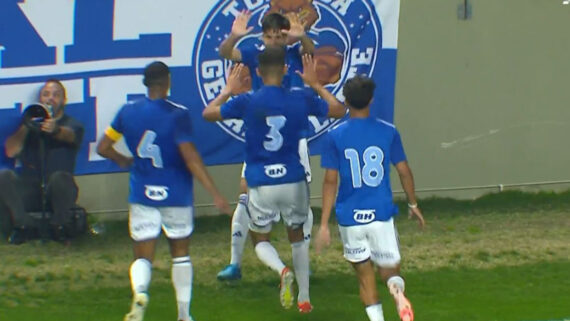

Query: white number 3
(264, 116), (286, 152)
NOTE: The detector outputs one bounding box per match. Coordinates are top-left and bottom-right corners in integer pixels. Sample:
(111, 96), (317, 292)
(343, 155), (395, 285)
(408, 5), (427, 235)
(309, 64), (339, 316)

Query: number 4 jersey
(105, 98), (194, 207)
(221, 86), (329, 187)
(321, 117), (407, 226)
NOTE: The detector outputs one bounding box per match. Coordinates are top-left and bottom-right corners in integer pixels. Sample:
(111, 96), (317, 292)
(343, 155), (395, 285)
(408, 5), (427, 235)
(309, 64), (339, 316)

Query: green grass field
(1, 190), (569, 321)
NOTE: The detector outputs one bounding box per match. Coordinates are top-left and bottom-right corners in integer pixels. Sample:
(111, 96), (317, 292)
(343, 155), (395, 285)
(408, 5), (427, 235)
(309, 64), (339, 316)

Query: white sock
(303, 207), (313, 244)
(365, 304), (385, 321)
(291, 241), (310, 303)
(254, 241), (286, 274)
(130, 258), (152, 294)
(230, 194), (250, 266)
(387, 275), (406, 299)
(172, 256), (193, 321)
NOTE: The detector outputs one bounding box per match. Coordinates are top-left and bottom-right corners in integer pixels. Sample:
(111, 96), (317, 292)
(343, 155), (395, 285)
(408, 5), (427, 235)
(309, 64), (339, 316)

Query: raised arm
(202, 64), (245, 121)
(219, 10), (253, 61)
(178, 142), (231, 215)
(394, 161), (425, 228)
(283, 13), (314, 55)
(296, 54), (346, 118)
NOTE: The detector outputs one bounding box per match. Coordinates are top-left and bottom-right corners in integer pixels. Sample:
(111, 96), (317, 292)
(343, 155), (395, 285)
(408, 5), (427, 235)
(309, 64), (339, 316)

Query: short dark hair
(43, 78), (67, 99)
(257, 46), (286, 76)
(143, 61), (170, 87)
(342, 75), (376, 110)
(262, 13), (290, 32)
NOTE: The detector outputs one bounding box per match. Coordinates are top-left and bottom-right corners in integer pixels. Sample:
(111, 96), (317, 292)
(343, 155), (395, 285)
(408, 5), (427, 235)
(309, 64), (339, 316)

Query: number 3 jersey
(105, 98), (194, 207)
(221, 86), (329, 187)
(321, 117), (407, 226)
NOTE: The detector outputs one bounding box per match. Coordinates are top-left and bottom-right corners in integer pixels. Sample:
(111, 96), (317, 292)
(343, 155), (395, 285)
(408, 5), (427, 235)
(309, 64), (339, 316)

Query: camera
(22, 103), (52, 132)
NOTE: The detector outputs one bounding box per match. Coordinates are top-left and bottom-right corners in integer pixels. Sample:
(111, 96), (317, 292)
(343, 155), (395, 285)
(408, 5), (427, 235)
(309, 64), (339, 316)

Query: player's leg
(217, 173), (249, 281)
(248, 185), (293, 308)
(339, 224), (385, 321)
(298, 137), (313, 246)
(369, 220), (413, 321)
(162, 206), (195, 321)
(352, 260), (385, 321)
(282, 181), (311, 312)
(124, 204), (162, 321)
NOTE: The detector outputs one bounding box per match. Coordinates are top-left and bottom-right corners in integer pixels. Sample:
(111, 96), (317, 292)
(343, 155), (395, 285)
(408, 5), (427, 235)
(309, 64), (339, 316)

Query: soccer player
(97, 61), (231, 321)
(315, 76), (426, 321)
(216, 11), (316, 281)
(203, 48), (346, 313)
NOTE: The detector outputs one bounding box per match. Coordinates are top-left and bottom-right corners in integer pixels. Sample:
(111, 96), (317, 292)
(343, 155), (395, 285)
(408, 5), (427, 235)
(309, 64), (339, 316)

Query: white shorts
(240, 138), (311, 183)
(338, 219), (401, 267)
(129, 203), (194, 241)
(247, 181), (309, 234)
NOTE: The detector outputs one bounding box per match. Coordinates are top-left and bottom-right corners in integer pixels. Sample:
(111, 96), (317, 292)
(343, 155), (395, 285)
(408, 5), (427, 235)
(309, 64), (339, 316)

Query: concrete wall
(78, 0), (570, 216)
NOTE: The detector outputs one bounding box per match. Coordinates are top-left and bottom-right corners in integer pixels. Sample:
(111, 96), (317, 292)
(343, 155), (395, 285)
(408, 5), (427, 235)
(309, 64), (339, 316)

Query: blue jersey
(239, 43), (304, 90)
(321, 117), (407, 226)
(221, 86), (328, 187)
(108, 98), (194, 207)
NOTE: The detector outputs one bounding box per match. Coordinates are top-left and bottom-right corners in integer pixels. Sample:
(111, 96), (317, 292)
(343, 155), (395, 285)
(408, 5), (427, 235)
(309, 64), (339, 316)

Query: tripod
(38, 133), (51, 243)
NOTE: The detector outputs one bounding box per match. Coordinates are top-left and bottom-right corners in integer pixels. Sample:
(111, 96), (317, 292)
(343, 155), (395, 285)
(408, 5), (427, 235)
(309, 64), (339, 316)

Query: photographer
(0, 79), (84, 244)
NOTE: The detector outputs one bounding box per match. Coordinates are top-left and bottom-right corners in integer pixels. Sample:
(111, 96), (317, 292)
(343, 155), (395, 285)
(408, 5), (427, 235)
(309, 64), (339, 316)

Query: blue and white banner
(0, 0), (400, 174)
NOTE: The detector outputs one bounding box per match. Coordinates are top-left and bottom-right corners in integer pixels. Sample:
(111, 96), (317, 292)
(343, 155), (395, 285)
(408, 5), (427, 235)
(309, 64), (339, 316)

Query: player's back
(242, 86), (319, 187)
(115, 98), (193, 206)
(325, 117), (407, 225)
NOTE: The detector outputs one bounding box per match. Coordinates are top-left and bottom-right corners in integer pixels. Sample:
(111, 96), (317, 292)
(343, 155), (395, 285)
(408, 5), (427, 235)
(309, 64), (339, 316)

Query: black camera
(22, 103), (52, 132)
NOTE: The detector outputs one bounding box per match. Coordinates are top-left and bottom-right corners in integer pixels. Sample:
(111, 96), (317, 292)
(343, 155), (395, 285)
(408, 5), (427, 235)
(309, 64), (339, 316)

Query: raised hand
(282, 13), (306, 41)
(231, 10), (254, 37)
(296, 54), (319, 88)
(225, 63), (246, 94)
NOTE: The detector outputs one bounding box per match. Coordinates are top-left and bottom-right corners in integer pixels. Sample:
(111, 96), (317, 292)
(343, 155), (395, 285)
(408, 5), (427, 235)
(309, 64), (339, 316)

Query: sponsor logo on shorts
(232, 231), (243, 238)
(264, 164), (287, 178)
(144, 185), (169, 201)
(353, 209), (376, 223)
(345, 246), (366, 255)
(132, 221), (158, 232)
(371, 250), (395, 260)
(257, 211), (278, 221)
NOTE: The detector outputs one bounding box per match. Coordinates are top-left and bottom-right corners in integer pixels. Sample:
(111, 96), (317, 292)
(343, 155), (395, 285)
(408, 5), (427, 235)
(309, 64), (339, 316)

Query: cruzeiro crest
(194, 0), (382, 142)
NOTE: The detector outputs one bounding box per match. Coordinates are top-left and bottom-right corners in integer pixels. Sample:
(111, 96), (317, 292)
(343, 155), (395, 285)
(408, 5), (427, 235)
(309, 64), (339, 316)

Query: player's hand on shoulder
(231, 10), (253, 37)
(315, 225), (331, 255)
(119, 156), (134, 169)
(408, 205), (426, 229)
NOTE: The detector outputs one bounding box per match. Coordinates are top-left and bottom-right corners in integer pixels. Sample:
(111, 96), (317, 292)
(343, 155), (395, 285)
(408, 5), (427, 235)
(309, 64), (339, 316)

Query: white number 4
(137, 130), (163, 168)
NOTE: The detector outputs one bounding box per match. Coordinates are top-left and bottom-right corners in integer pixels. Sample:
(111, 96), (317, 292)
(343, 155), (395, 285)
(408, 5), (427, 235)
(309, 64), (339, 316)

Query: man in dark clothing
(0, 79), (84, 244)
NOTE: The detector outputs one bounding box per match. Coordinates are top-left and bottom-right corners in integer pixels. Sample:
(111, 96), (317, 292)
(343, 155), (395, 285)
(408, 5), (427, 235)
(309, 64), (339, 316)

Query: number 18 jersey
(321, 117), (407, 226)
(106, 98), (194, 207)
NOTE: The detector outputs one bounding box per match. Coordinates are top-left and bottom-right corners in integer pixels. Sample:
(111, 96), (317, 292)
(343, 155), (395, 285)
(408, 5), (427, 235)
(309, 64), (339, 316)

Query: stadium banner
(0, 0), (400, 174)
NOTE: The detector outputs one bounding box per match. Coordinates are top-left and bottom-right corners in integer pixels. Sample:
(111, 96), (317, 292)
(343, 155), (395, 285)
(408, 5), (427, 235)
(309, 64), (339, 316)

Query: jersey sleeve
(105, 105), (125, 141)
(238, 45), (256, 65)
(320, 131), (340, 170)
(220, 94), (249, 119)
(305, 91), (329, 117)
(390, 129), (407, 165)
(174, 109), (194, 145)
